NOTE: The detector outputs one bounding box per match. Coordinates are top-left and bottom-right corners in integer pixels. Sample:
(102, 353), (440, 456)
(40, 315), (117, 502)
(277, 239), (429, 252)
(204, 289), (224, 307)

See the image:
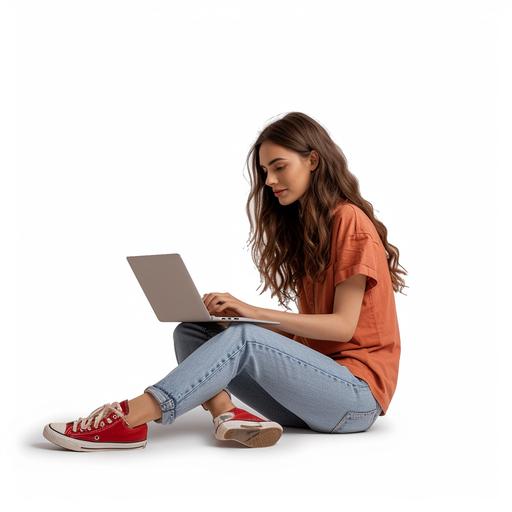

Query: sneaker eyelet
(94, 435), (100, 440)
(100, 421), (105, 427)
(113, 414), (117, 419)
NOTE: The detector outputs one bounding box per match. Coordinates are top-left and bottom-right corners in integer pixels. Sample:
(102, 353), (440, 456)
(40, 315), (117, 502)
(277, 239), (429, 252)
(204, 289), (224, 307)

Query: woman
(43, 112), (407, 451)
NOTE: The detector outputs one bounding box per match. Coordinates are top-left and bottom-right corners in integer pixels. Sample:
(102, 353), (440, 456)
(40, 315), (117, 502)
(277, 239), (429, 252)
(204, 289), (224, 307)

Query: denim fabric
(144, 322), (381, 433)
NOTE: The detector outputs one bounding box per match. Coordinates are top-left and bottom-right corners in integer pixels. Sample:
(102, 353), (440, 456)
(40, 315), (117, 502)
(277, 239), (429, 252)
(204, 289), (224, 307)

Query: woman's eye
(262, 165), (285, 174)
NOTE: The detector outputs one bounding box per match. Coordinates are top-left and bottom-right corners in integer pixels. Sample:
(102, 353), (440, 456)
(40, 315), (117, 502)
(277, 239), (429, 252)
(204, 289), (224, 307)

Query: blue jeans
(144, 322), (381, 433)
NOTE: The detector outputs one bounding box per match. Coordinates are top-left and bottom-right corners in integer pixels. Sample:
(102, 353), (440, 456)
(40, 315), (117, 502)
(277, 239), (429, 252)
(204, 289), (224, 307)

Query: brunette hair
(244, 112), (408, 311)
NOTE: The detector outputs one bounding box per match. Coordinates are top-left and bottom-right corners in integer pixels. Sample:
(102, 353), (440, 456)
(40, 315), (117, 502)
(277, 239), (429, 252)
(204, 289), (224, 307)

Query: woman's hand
(202, 292), (259, 320)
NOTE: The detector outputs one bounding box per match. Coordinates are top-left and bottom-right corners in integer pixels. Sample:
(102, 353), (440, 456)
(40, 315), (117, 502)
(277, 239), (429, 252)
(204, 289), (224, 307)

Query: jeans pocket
(331, 407), (380, 434)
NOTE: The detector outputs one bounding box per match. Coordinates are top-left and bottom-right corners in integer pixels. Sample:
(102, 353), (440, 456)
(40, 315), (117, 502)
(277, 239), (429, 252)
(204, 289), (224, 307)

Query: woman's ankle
(203, 390), (235, 418)
(125, 392), (162, 427)
(208, 401), (235, 418)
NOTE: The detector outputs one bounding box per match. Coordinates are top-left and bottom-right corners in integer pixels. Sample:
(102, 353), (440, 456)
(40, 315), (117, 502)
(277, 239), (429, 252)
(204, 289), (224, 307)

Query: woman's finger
(212, 297), (228, 312)
(205, 293), (227, 311)
(203, 293), (215, 310)
(216, 300), (231, 313)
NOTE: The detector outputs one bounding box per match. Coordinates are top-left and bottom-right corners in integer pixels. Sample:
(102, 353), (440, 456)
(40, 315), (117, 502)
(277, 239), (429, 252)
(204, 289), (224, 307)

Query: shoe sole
(215, 420), (283, 448)
(43, 424), (147, 452)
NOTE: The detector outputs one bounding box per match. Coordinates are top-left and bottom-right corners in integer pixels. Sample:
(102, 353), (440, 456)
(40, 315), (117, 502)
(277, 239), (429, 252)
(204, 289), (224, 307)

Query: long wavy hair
(244, 112), (408, 311)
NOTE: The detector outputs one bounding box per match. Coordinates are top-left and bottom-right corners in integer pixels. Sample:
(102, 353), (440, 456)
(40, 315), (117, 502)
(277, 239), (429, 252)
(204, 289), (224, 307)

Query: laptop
(126, 253), (280, 325)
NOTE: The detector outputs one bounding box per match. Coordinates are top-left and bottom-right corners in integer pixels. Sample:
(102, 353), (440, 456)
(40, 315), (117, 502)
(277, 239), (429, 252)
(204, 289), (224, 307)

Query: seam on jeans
(330, 408), (379, 433)
(177, 322), (232, 403)
(331, 413), (349, 433)
(180, 343), (245, 404)
(245, 339), (368, 389)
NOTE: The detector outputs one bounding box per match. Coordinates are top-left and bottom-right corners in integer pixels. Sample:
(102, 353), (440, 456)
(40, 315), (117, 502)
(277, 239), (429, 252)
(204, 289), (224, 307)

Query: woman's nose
(265, 175), (277, 187)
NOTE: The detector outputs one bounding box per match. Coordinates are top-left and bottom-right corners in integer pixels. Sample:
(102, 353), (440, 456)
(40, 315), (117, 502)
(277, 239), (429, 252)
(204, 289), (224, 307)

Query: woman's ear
(310, 150), (319, 171)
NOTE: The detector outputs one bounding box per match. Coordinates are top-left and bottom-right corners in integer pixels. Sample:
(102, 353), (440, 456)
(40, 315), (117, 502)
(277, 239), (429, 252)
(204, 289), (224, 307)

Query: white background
(4, 0), (510, 510)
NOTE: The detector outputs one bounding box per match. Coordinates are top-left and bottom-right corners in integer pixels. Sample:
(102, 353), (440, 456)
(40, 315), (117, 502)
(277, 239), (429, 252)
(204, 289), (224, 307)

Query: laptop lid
(126, 253), (279, 325)
(127, 253), (214, 322)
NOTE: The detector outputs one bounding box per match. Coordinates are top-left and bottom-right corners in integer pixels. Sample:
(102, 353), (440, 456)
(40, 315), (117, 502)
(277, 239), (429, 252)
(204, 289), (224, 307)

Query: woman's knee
(173, 322), (215, 358)
(173, 322), (202, 342)
(172, 322), (201, 362)
(173, 322), (188, 339)
(172, 323), (187, 348)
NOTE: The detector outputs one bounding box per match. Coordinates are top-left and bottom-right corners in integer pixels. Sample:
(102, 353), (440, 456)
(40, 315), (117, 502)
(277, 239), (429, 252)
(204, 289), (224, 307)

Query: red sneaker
(42, 400), (148, 452)
(213, 407), (283, 448)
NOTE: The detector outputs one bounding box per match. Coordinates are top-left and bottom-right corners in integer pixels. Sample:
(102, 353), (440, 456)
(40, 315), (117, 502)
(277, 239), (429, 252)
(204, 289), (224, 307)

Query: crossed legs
(124, 389), (234, 428)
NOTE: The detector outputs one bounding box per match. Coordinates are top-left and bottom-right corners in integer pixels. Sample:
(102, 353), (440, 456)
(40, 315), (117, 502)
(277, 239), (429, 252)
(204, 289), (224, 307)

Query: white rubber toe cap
(49, 422), (67, 434)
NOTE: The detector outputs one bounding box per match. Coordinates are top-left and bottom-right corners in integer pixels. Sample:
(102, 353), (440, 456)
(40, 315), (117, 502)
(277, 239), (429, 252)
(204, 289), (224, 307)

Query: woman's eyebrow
(260, 157), (286, 169)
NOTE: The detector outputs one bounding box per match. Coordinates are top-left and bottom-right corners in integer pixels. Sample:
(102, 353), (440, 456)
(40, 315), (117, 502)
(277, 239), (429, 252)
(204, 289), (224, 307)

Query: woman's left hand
(202, 292), (259, 319)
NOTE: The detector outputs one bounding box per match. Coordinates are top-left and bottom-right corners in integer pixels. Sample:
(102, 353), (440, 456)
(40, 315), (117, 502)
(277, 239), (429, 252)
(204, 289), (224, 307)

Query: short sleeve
(334, 232), (379, 292)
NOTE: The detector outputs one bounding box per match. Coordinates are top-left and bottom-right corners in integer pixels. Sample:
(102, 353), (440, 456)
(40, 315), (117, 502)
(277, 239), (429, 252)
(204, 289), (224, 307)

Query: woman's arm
(256, 274), (367, 342)
(207, 274), (365, 341)
(256, 308), (351, 342)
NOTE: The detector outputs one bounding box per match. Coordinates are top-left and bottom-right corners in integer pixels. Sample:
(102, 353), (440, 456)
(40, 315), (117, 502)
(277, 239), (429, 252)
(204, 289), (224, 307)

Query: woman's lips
(274, 189), (287, 196)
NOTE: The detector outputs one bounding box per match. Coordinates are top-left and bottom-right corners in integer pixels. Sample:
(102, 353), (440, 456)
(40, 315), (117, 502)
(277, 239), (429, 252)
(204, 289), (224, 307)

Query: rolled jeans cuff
(144, 385), (177, 425)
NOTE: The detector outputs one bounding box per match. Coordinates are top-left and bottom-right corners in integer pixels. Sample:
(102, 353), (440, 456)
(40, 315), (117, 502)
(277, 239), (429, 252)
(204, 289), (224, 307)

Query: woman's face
(259, 141), (318, 206)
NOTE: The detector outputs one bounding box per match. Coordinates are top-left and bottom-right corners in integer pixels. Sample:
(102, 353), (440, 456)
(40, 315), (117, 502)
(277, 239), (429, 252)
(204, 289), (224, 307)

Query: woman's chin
(277, 192), (293, 203)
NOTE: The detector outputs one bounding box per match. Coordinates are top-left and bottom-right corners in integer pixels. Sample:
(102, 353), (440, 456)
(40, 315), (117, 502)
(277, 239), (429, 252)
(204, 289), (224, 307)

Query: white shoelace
(72, 402), (125, 432)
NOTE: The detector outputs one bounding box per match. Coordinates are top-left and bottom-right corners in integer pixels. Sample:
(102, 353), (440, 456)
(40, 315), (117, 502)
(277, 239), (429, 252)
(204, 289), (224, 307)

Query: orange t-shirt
(292, 201), (401, 416)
